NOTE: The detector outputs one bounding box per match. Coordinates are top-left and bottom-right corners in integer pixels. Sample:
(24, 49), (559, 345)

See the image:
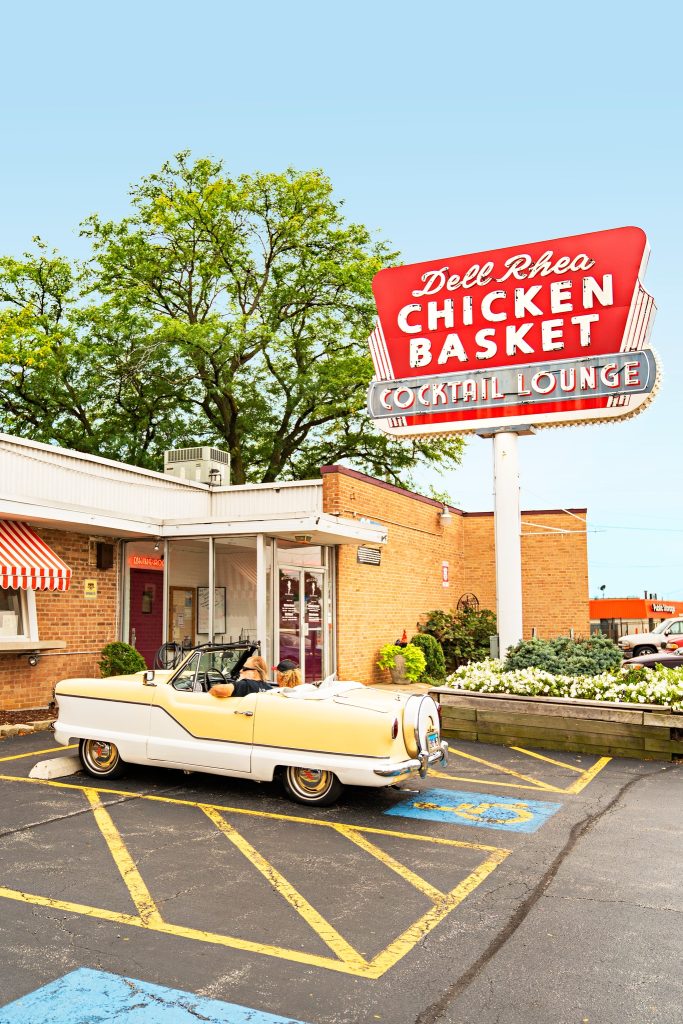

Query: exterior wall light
(153, 539), (161, 552)
(440, 506), (452, 525)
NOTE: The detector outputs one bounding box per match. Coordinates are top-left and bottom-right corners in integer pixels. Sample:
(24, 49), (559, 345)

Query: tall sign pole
(491, 430), (524, 654)
(366, 227), (658, 657)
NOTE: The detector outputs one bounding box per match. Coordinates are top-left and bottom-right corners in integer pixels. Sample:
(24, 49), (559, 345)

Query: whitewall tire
(282, 766), (343, 806)
(79, 738), (126, 779)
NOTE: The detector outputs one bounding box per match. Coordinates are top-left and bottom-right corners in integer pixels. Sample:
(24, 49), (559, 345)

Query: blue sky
(1, 0), (681, 599)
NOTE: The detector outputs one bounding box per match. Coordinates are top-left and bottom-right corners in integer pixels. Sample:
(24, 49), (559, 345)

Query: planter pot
(388, 656), (410, 685)
(428, 687), (683, 761)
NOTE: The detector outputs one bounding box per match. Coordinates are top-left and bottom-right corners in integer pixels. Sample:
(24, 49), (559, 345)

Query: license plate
(427, 730), (439, 753)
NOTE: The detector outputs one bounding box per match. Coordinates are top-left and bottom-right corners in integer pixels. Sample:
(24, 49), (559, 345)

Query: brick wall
(462, 511), (590, 640)
(0, 530), (120, 711)
(323, 467), (466, 685)
(322, 466), (589, 684)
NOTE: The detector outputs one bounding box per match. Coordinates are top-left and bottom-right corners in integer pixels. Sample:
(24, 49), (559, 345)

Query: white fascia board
(210, 479), (323, 494)
(0, 499), (161, 538)
(160, 513), (387, 545)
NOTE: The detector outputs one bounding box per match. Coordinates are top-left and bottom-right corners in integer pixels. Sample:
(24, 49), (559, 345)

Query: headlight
(619, 640), (632, 649)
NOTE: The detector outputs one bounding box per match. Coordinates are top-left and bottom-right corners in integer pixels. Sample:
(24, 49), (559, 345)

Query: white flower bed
(445, 659), (683, 711)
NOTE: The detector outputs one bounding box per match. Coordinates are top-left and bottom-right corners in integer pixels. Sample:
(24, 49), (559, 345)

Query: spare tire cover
(402, 695), (440, 757)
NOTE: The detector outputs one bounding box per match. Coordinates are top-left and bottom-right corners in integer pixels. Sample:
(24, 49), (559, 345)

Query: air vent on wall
(357, 546), (381, 566)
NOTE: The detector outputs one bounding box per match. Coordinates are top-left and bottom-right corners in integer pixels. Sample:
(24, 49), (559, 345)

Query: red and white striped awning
(0, 521), (72, 591)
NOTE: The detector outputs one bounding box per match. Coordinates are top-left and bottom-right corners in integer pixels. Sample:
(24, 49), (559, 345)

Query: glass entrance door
(277, 568), (326, 682)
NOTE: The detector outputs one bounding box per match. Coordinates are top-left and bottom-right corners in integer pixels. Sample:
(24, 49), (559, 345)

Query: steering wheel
(205, 669), (227, 689)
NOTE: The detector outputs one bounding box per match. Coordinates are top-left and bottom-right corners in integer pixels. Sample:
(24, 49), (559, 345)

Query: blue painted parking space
(0, 968), (312, 1024)
(385, 788), (563, 832)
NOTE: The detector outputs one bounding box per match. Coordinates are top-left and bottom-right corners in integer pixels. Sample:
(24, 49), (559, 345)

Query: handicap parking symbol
(0, 968), (313, 1024)
(385, 788), (562, 832)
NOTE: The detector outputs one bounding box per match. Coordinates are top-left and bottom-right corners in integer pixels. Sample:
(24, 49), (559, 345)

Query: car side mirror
(143, 669), (156, 685)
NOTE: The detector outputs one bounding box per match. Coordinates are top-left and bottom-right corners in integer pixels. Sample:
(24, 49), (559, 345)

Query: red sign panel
(367, 227), (658, 435)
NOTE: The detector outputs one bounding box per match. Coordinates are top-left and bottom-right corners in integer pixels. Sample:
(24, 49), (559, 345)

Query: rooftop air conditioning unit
(163, 446), (231, 486)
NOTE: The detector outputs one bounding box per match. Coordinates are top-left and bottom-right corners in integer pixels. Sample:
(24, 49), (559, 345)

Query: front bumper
(373, 741), (449, 780)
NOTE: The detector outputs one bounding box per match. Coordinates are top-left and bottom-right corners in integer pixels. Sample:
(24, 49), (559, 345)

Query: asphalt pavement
(0, 730), (680, 1024)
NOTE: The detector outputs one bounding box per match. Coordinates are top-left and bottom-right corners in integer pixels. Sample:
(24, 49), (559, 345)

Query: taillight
(391, 717), (399, 739)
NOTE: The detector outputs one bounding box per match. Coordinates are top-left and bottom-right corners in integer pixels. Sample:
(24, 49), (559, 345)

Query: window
(0, 589), (26, 638)
(172, 653), (200, 691)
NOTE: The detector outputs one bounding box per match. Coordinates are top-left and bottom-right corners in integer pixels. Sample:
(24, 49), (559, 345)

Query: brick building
(0, 433), (589, 712)
(325, 466), (588, 684)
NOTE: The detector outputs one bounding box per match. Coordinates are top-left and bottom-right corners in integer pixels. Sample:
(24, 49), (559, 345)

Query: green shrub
(503, 634), (622, 676)
(410, 632), (446, 680)
(377, 643), (426, 681)
(421, 607), (497, 670)
(99, 641), (147, 677)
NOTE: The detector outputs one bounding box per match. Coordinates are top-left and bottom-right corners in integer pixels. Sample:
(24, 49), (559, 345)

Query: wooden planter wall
(430, 688), (683, 761)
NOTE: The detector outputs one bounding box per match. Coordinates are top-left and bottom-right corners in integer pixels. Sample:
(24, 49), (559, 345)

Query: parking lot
(0, 731), (681, 1024)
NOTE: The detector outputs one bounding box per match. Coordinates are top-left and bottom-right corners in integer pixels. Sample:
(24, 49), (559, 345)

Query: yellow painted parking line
(84, 788), (163, 927)
(204, 806), (368, 971)
(447, 746), (565, 793)
(367, 848), (508, 977)
(0, 744), (77, 762)
(509, 747), (585, 772)
(0, 885), (365, 976)
(0, 774), (506, 852)
(333, 824), (445, 902)
(429, 770), (558, 793)
(561, 756), (612, 794)
(0, 774), (510, 979)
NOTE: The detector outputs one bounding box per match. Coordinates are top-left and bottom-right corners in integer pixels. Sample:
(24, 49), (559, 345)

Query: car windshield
(198, 649), (246, 678)
(652, 619), (675, 634)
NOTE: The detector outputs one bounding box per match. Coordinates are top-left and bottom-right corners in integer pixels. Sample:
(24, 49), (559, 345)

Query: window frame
(0, 587), (38, 642)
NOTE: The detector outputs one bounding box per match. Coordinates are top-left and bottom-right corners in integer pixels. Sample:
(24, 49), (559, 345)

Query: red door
(129, 569), (163, 668)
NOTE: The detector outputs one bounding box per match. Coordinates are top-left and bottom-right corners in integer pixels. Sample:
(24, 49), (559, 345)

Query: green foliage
(99, 642), (147, 677)
(420, 608), (497, 670)
(377, 642), (426, 681)
(0, 155), (464, 485)
(410, 632), (446, 680)
(503, 634), (622, 676)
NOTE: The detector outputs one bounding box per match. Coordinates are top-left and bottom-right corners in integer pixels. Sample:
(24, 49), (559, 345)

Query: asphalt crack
(413, 766), (663, 1024)
(0, 785), (183, 841)
(122, 978), (214, 1021)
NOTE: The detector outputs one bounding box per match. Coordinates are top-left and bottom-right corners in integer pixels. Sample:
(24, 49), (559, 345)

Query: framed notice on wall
(197, 587), (227, 635)
(169, 587), (195, 647)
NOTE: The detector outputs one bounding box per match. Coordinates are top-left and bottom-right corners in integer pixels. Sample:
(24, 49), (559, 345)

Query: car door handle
(234, 710), (254, 716)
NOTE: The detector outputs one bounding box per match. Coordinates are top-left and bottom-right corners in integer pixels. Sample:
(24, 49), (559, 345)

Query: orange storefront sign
(128, 554), (164, 571)
(590, 598), (683, 619)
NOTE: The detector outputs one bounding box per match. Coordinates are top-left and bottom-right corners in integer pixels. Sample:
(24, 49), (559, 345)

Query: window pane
(214, 538), (257, 642)
(172, 653), (200, 691)
(0, 589), (23, 636)
(277, 542), (323, 567)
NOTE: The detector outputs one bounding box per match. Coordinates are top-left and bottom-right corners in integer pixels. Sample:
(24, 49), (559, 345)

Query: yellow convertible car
(54, 642), (448, 805)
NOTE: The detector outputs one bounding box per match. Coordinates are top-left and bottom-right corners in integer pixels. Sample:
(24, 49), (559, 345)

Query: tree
(0, 154), (464, 483)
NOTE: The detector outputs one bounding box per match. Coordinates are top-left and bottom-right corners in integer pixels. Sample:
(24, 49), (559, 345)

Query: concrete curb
(0, 719), (55, 737)
(29, 755), (81, 780)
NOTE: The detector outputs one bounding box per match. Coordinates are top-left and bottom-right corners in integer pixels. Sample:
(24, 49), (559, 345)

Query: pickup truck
(618, 617), (683, 658)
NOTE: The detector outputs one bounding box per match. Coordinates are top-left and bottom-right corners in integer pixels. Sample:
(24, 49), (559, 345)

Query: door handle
(234, 710), (254, 717)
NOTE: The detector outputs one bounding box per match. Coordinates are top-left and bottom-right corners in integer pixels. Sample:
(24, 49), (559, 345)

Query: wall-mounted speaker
(96, 542), (114, 571)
